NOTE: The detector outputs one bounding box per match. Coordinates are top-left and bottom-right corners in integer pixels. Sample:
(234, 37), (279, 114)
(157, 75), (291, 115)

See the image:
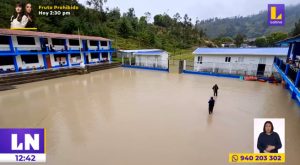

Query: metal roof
(0, 28), (111, 41)
(119, 49), (167, 56)
(193, 48), (288, 56)
(276, 34), (300, 45)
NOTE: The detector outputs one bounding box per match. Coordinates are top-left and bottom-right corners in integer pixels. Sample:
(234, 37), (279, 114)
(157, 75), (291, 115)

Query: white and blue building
(191, 48), (288, 76)
(275, 34), (300, 104)
(120, 49), (169, 71)
(0, 28), (115, 73)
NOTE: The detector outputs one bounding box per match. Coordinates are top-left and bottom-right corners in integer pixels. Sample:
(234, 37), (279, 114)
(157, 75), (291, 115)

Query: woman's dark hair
(25, 2), (33, 15)
(12, 2), (23, 22)
(24, 2), (35, 28)
(263, 121), (274, 133)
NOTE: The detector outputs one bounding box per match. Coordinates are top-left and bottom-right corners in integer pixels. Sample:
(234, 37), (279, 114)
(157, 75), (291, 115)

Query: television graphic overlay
(228, 118), (285, 163)
(0, 128), (46, 163)
(268, 4), (285, 26)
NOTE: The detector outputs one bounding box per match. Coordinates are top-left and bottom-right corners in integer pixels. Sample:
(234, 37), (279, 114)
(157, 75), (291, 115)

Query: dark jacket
(212, 85), (219, 91)
(208, 99), (215, 107)
(257, 132), (282, 153)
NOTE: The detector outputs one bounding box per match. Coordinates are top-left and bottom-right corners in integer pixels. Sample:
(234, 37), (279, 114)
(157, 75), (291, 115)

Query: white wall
(12, 36), (41, 51)
(0, 45), (10, 51)
(194, 54), (286, 76)
(135, 54), (168, 69)
(0, 64), (15, 71)
(16, 54), (44, 69)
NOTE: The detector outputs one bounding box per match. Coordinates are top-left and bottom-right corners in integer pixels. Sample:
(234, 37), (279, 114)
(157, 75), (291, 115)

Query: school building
(0, 28), (114, 73)
(275, 34), (300, 103)
(191, 48), (288, 76)
(119, 49), (169, 70)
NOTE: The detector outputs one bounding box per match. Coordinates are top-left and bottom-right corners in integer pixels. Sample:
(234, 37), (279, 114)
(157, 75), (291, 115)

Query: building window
(0, 36), (10, 45)
(90, 40), (98, 46)
(238, 57), (244, 62)
(225, 57), (231, 62)
(52, 39), (65, 45)
(17, 36), (35, 45)
(71, 54), (81, 58)
(0, 56), (14, 65)
(54, 54), (67, 62)
(91, 53), (99, 59)
(69, 39), (80, 46)
(259, 57), (266, 64)
(100, 41), (108, 46)
(197, 56), (203, 64)
(21, 55), (39, 63)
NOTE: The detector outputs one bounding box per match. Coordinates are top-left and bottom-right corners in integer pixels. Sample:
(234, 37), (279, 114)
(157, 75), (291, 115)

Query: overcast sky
(78, 0), (299, 23)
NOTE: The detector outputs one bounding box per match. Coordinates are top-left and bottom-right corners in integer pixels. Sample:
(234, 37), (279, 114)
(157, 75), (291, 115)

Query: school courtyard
(0, 68), (299, 165)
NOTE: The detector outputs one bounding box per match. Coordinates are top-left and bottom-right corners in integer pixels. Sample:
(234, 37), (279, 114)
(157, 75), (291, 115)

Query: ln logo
(0, 128), (45, 153)
(268, 4), (285, 26)
(11, 134), (39, 150)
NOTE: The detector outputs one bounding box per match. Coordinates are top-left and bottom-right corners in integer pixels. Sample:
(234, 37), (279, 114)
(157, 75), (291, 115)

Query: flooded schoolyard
(0, 68), (299, 165)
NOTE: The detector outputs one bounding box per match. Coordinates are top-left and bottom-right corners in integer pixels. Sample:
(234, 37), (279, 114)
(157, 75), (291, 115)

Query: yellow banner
(229, 153), (285, 163)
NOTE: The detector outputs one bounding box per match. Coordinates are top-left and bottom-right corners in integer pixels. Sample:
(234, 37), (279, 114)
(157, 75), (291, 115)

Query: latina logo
(268, 4), (285, 26)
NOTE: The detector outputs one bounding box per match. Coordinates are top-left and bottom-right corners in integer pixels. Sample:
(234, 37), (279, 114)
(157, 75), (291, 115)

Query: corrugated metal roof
(0, 28), (111, 41)
(119, 49), (162, 53)
(193, 48), (288, 56)
(119, 49), (167, 56)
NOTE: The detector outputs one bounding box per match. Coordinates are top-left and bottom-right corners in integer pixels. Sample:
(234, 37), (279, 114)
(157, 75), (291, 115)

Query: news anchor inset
(257, 121), (282, 153)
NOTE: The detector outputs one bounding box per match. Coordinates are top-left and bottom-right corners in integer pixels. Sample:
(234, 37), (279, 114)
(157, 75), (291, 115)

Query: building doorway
(257, 64), (266, 76)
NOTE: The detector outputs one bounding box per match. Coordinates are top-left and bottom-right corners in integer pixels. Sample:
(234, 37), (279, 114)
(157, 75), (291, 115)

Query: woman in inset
(24, 2), (35, 28)
(10, 2), (28, 28)
(257, 121), (282, 153)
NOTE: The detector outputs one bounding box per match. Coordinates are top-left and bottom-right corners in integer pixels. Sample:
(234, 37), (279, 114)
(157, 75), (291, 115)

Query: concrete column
(42, 54), (47, 69)
(13, 55), (19, 72)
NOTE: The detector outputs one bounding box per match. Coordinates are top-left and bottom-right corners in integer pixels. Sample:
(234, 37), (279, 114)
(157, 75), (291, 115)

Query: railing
(122, 57), (169, 71)
(274, 56), (300, 84)
(184, 60), (264, 76)
(0, 47), (115, 56)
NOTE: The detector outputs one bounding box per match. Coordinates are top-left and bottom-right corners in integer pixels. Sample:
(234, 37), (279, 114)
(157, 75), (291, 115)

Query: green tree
(255, 38), (268, 47)
(266, 32), (288, 46)
(292, 19), (300, 36)
(118, 18), (133, 38)
(234, 34), (245, 47)
(86, 0), (107, 12)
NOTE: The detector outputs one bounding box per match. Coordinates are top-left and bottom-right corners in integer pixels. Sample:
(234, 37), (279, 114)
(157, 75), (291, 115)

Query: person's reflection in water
(257, 121), (282, 153)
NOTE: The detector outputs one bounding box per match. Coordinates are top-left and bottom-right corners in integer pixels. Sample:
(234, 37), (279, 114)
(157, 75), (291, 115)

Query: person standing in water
(212, 84), (219, 96)
(208, 97), (215, 114)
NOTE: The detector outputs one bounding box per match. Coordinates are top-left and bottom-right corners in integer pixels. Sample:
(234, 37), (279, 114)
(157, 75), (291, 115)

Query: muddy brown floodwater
(0, 68), (300, 165)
